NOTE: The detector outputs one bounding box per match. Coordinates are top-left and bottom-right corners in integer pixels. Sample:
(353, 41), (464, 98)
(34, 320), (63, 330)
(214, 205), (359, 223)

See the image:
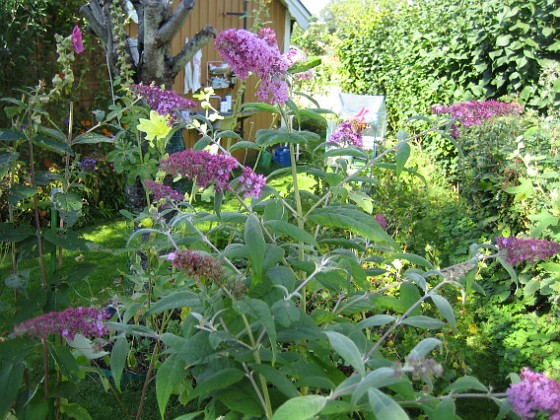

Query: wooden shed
(164, 0), (310, 161)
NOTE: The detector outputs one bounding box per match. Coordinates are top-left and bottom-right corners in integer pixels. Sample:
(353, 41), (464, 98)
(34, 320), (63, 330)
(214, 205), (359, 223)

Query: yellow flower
(137, 111), (172, 142)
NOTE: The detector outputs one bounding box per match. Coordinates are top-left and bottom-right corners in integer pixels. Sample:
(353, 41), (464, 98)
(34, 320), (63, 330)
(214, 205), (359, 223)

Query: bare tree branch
(80, 1), (108, 44)
(158, 0), (196, 45)
(171, 25), (217, 72)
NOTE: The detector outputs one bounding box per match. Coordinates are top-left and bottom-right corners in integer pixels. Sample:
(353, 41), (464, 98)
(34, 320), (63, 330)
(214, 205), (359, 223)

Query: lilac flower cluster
(237, 166), (267, 199)
(130, 84), (196, 121)
(431, 100), (522, 138)
(507, 368), (560, 420)
(496, 236), (560, 265)
(14, 306), (109, 341)
(215, 28), (304, 105)
(328, 120), (363, 147)
(158, 149), (265, 198)
(168, 249), (224, 283)
(77, 157), (96, 172)
(144, 179), (183, 202)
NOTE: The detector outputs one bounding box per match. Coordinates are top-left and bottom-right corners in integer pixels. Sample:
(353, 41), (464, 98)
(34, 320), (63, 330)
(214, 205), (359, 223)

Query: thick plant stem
(42, 339), (49, 400)
(28, 138), (47, 287)
(135, 340), (159, 420)
(242, 314), (273, 418)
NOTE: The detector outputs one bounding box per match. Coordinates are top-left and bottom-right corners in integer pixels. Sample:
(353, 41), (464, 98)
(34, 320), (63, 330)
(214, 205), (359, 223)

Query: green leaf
(367, 388), (409, 420)
(431, 295), (456, 331)
(395, 140), (411, 178)
(356, 314), (396, 330)
(33, 135), (72, 155)
(229, 140), (262, 152)
(350, 367), (404, 407)
(443, 376), (488, 393)
(59, 400), (92, 420)
(50, 344), (80, 382)
(272, 300), (301, 328)
(145, 291), (200, 316)
(389, 253), (433, 269)
(288, 56), (322, 74)
(0, 129), (25, 141)
(497, 256), (518, 286)
(157, 355), (187, 418)
(402, 315), (445, 330)
(233, 298), (277, 360)
(52, 192), (83, 228)
(73, 132), (115, 145)
(325, 331), (365, 377)
(504, 178), (535, 200)
(245, 215), (266, 284)
(0, 359), (24, 419)
(496, 35), (511, 47)
(272, 395), (327, 420)
(110, 335), (129, 392)
(42, 229), (99, 252)
(0, 223), (34, 242)
(409, 337), (442, 358)
(399, 282), (421, 316)
(189, 368), (244, 402)
(8, 184), (38, 205)
(264, 220), (319, 247)
(349, 190), (373, 213)
(431, 396), (457, 420)
(308, 205), (398, 249)
(250, 363), (299, 398)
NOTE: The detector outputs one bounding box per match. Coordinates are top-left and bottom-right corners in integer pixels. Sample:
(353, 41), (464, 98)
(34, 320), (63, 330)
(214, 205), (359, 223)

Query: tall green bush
(333, 0), (560, 128)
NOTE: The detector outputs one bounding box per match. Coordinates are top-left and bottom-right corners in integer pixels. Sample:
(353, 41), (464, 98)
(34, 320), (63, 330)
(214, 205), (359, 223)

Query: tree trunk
(80, 0), (216, 88)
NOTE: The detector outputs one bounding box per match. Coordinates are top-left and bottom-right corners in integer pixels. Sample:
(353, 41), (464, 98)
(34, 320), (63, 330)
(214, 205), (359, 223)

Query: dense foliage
(333, 0), (560, 128)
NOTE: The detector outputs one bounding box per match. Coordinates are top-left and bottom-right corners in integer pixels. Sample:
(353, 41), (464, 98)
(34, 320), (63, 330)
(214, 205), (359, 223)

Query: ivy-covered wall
(334, 0), (560, 128)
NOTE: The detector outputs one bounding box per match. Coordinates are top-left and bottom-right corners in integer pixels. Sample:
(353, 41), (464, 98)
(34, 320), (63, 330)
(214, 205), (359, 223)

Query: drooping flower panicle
(144, 179), (184, 202)
(431, 100), (522, 138)
(215, 28), (305, 105)
(496, 236), (560, 265)
(168, 249), (224, 284)
(158, 149), (265, 198)
(14, 307), (110, 341)
(507, 368), (560, 420)
(374, 213), (388, 230)
(130, 84), (196, 121)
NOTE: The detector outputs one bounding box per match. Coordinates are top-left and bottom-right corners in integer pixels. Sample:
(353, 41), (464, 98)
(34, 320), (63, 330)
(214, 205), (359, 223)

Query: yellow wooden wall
(167, 0), (289, 162)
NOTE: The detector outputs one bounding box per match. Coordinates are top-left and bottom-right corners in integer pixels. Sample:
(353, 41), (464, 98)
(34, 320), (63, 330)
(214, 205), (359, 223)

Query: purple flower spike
(431, 100), (522, 138)
(130, 84), (196, 123)
(77, 157), (96, 172)
(215, 28), (303, 105)
(14, 306), (110, 341)
(507, 368), (560, 420)
(144, 179), (184, 202)
(71, 26), (84, 54)
(496, 236), (560, 265)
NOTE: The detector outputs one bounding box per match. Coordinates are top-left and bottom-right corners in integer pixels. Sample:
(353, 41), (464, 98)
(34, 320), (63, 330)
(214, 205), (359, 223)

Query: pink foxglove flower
(71, 26), (84, 54)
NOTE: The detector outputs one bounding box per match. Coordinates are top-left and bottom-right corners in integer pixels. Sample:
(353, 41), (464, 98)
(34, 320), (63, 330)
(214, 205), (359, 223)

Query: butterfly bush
(496, 236), (560, 265)
(431, 100), (522, 138)
(507, 368), (560, 420)
(328, 120), (363, 147)
(168, 249), (224, 284)
(215, 28), (305, 105)
(130, 83), (196, 123)
(144, 179), (184, 202)
(14, 307), (110, 340)
(158, 150), (265, 199)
